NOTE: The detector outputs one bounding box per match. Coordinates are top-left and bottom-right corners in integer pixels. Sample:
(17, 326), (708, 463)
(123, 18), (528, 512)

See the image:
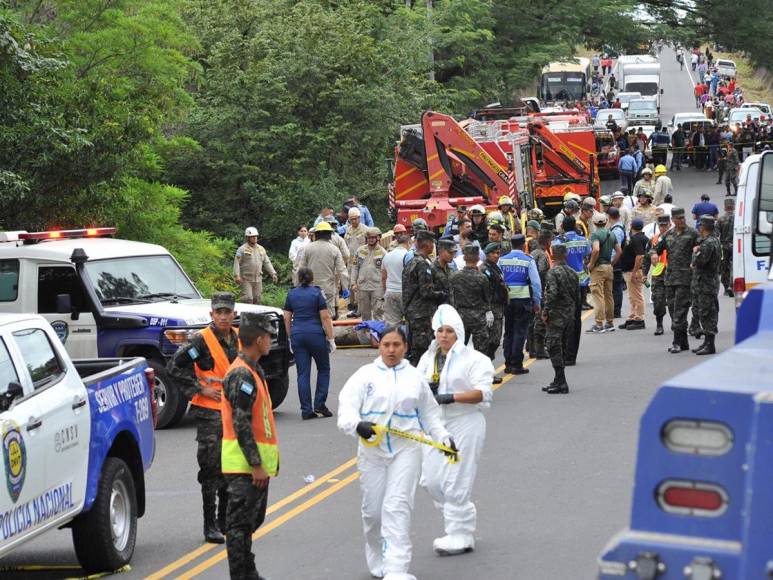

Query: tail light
(662, 419), (733, 455)
(144, 366), (158, 428)
(734, 277), (746, 308)
(657, 480), (728, 517)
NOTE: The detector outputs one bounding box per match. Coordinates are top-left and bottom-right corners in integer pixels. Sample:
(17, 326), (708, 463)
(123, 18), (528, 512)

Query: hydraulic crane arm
(527, 120), (592, 178)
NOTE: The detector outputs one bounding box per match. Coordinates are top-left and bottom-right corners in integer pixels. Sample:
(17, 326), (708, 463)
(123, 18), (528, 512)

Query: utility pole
(426, 0), (435, 81)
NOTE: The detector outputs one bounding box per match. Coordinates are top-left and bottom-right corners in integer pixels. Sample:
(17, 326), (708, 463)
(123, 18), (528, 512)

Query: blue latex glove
(342, 289), (351, 299)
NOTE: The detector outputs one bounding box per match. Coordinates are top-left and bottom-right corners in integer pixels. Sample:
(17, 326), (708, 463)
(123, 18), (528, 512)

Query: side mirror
(0, 381), (23, 412)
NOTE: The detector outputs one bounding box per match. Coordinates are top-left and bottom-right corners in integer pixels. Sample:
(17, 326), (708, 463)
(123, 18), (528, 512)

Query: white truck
(0, 313), (155, 572)
(0, 228), (292, 428)
(623, 74), (663, 112)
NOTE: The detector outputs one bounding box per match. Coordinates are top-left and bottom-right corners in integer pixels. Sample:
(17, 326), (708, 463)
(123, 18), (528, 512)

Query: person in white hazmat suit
(338, 326), (455, 580)
(417, 304), (494, 556)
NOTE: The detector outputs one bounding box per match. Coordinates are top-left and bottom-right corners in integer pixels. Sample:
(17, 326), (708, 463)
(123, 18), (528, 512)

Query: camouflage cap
(699, 214), (716, 228)
(240, 312), (277, 336)
(416, 230), (436, 243)
(437, 238), (457, 252)
(657, 214), (672, 225)
(724, 197), (736, 208)
(526, 220), (541, 231)
(483, 242), (501, 254)
(671, 206), (685, 217)
(540, 220), (555, 232)
(211, 292), (235, 311)
(552, 243), (568, 258)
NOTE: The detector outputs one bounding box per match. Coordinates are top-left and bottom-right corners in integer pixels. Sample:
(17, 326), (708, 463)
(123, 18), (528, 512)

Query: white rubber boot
(432, 534), (475, 556)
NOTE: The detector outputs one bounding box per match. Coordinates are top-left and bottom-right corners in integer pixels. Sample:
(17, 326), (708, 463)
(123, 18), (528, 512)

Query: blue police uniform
(499, 248), (542, 372)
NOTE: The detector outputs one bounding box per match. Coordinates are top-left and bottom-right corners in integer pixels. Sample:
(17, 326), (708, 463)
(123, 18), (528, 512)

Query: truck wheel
(268, 374), (289, 409)
(72, 457), (137, 573)
(150, 359), (188, 429)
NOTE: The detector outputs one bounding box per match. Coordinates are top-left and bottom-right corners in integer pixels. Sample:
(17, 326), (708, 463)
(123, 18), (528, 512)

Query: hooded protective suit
(417, 304), (494, 553)
(338, 355), (450, 579)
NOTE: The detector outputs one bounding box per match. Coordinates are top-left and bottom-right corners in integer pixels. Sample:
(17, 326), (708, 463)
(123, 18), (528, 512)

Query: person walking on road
(725, 142), (740, 195)
(221, 312), (280, 580)
(618, 149), (638, 194)
(619, 219), (648, 330)
(586, 213), (621, 333)
(338, 326), (453, 580)
(282, 267), (336, 420)
(649, 214), (672, 336)
(717, 197), (735, 296)
(499, 234), (542, 375)
(480, 242), (508, 382)
(403, 231), (450, 365)
(381, 231), (411, 325)
(451, 244), (493, 354)
(655, 207), (699, 353)
(541, 244), (580, 394)
(300, 221), (349, 319)
(352, 227), (386, 321)
(417, 304), (494, 557)
(234, 227), (277, 304)
(690, 216), (722, 355)
(167, 292), (239, 545)
(671, 124), (686, 171)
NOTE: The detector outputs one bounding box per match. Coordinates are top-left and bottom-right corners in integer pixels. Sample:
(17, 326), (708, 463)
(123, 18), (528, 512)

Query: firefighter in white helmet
(497, 195), (519, 235)
(234, 227), (277, 304)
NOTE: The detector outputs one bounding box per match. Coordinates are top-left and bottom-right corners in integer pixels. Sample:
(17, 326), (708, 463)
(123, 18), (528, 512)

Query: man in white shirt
(381, 232), (412, 325)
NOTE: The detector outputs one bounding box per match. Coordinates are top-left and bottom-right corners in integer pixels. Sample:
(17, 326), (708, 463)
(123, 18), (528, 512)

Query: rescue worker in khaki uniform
(352, 227), (386, 321)
(221, 312), (279, 580)
(167, 292), (239, 544)
(324, 214), (350, 265)
(345, 207), (369, 313)
(300, 222), (350, 318)
(234, 227), (277, 304)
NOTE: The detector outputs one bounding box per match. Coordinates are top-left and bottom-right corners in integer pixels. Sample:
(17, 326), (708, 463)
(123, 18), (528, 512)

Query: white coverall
(417, 304), (494, 550)
(338, 357), (450, 579)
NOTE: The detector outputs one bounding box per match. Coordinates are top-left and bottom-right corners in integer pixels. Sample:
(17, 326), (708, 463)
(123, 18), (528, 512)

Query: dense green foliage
(1, 0), (682, 295)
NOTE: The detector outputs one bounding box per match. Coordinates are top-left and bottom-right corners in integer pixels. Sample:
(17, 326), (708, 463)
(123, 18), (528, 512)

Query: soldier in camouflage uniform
(725, 142), (740, 196)
(541, 244), (579, 395)
(451, 244), (493, 353)
(480, 242), (508, 383)
(717, 197), (735, 297)
(690, 216), (722, 355)
(433, 238), (457, 302)
(168, 292), (239, 544)
(655, 206), (699, 353)
(403, 231), (450, 365)
(221, 312), (279, 580)
(648, 214), (672, 336)
(529, 230), (553, 358)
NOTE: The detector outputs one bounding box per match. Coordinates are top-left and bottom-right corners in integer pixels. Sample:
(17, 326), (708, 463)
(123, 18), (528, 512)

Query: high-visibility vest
(191, 327), (232, 411)
(221, 357), (279, 476)
(650, 232), (668, 276)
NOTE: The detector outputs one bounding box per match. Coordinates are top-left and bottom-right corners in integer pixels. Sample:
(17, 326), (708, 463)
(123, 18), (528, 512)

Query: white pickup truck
(0, 313), (155, 572)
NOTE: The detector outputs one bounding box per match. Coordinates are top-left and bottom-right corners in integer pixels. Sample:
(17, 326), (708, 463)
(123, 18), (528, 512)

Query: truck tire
(268, 374), (289, 409)
(150, 359), (188, 429)
(72, 457), (137, 574)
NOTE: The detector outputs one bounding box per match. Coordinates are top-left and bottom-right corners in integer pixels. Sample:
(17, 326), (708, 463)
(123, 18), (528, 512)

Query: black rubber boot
(691, 337), (707, 353)
(695, 334), (716, 355)
(546, 367), (569, 394)
(654, 316), (664, 336)
(203, 490), (225, 544)
(680, 331), (691, 351)
(668, 330), (687, 353)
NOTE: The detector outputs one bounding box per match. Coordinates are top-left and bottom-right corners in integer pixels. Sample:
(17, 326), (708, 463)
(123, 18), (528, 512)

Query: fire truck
(389, 108), (599, 230)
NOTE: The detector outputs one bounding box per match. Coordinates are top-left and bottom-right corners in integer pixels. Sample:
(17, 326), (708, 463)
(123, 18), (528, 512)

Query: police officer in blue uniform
(499, 234), (542, 375)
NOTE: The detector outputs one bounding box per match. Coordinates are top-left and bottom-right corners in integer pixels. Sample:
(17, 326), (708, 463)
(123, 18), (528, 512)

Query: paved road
(1, 47), (738, 580)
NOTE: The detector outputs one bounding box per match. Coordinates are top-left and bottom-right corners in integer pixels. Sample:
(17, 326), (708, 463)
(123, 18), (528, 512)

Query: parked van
(733, 150), (772, 307)
(619, 62), (660, 90)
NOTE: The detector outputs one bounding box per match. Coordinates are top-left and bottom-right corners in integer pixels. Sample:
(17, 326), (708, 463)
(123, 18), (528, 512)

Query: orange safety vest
(191, 327), (232, 411)
(651, 231), (668, 274)
(221, 357), (279, 476)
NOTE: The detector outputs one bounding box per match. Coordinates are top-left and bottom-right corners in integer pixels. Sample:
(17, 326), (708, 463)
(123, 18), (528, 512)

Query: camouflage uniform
(222, 354), (272, 580)
(167, 323), (238, 534)
(691, 234), (721, 336)
(725, 148), (740, 195)
(656, 224), (699, 338)
(450, 266), (492, 353)
(543, 263), (580, 368)
(402, 254), (450, 365)
(432, 259), (454, 306)
(480, 260), (508, 359)
(528, 246), (551, 357)
(717, 212), (734, 293)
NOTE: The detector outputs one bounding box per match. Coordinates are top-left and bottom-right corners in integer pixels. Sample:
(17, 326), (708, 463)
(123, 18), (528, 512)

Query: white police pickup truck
(0, 313), (155, 572)
(0, 228), (291, 428)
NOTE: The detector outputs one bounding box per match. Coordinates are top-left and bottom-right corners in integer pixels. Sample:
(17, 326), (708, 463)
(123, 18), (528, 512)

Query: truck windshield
(85, 255), (200, 304)
(625, 82), (658, 96)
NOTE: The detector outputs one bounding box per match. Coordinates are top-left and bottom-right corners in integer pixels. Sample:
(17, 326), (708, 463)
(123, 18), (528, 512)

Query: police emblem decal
(3, 421), (27, 503)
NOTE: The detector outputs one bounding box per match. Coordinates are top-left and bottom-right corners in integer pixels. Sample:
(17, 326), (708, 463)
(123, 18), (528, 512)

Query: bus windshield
(541, 72), (586, 101)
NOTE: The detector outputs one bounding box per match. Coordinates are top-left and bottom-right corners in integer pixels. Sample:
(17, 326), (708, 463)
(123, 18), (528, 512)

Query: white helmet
(244, 227), (258, 237)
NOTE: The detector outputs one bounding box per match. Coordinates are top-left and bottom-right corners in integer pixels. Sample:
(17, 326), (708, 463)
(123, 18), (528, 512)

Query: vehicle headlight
(164, 328), (199, 346)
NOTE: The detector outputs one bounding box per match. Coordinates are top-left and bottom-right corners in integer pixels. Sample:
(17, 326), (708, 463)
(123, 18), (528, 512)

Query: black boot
(654, 316), (664, 336)
(680, 331), (691, 351)
(203, 490), (225, 544)
(545, 367), (569, 394)
(691, 337), (707, 353)
(668, 330), (687, 353)
(695, 334), (716, 355)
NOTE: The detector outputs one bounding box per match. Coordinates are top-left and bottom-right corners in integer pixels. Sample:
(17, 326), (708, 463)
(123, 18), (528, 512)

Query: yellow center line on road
(152, 308), (595, 578)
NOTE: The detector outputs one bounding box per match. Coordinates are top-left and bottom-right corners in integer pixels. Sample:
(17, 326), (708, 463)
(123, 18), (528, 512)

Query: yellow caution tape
(66, 565), (132, 580)
(360, 424), (460, 464)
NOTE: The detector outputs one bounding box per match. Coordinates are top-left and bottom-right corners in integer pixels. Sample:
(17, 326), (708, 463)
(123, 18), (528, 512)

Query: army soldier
(345, 207), (369, 313)
(168, 292), (239, 544)
(725, 142), (740, 196)
(717, 197), (735, 296)
(691, 216), (722, 355)
(234, 227), (278, 304)
(451, 244), (493, 353)
(434, 238), (457, 301)
(649, 214), (672, 336)
(541, 244), (579, 394)
(480, 242), (508, 383)
(352, 227), (386, 321)
(221, 312), (279, 580)
(655, 207), (699, 353)
(300, 222), (349, 318)
(528, 230), (553, 358)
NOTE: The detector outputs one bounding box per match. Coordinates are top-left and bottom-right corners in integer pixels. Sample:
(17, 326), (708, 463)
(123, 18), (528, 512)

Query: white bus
(539, 58), (591, 103)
